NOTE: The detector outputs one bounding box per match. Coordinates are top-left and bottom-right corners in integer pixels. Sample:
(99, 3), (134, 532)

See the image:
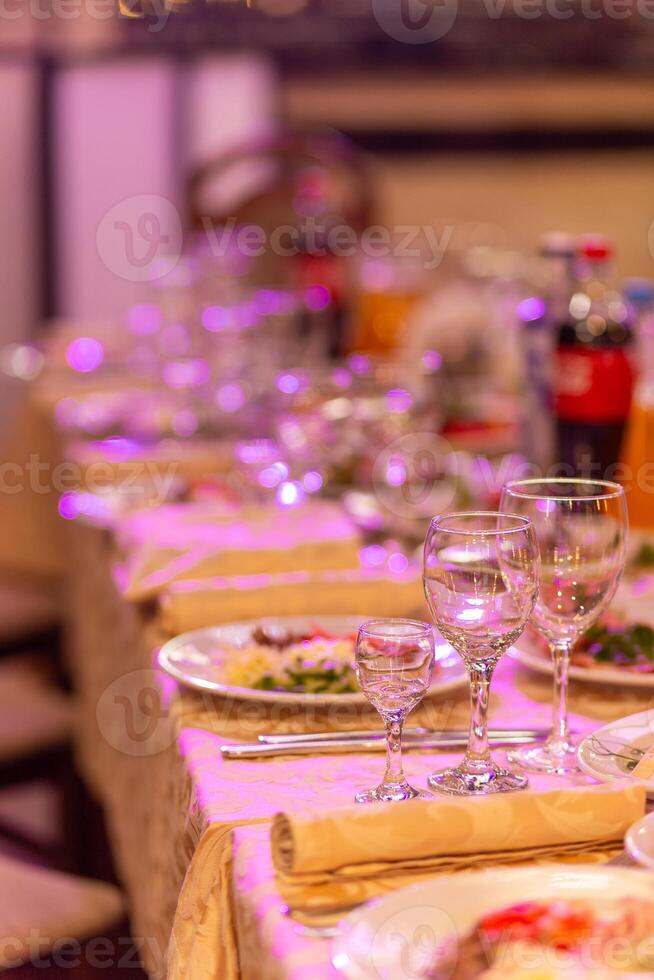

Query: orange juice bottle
(620, 279), (654, 528)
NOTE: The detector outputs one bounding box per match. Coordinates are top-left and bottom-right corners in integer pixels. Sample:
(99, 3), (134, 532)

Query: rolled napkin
(159, 563), (426, 634)
(118, 500), (362, 601)
(271, 783), (646, 920)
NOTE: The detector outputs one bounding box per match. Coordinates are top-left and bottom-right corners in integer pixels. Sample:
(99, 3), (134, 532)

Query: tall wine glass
(500, 479), (627, 774)
(424, 512), (539, 796)
(354, 619), (435, 803)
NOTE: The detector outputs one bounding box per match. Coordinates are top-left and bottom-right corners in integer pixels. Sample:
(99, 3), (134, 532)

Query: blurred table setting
(3, 220), (654, 980)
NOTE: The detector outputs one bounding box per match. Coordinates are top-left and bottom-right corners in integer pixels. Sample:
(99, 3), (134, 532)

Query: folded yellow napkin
(271, 783), (646, 921)
(159, 564), (426, 634)
(119, 500), (362, 602)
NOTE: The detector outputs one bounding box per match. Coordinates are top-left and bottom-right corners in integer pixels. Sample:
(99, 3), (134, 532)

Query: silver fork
(606, 850), (635, 867)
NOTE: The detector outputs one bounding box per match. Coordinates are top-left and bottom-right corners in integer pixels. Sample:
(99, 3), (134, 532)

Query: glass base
(355, 781), (432, 803)
(428, 759), (528, 796)
(507, 737), (580, 775)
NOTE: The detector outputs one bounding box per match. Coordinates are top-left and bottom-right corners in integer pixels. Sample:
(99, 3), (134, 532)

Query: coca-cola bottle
(554, 235), (635, 477)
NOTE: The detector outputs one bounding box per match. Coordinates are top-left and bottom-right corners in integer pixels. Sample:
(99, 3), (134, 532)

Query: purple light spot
(361, 544), (387, 568)
(126, 304), (161, 336)
(276, 481), (306, 507)
(302, 470), (323, 493)
(348, 354), (371, 375)
(388, 552), (409, 574)
(162, 359), (210, 389)
(172, 409), (199, 438)
(421, 350), (442, 372)
(517, 297), (546, 322)
(66, 337), (104, 373)
(95, 437), (141, 461)
(253, 289), (292, 315)
(277, 373), (301, 395)
(331, 368), (352, 389)
(259, 462), (289, 489)
(536, 498), (556, 514)
(236, 440), (277, 465)
(386, 388), (413, 414)
(216, 383), (246, 413)
(304, 284), (331, 311)
(58, 493), (80, 520)
(386, 459), (407, 487)
(201, 306), (229, 332)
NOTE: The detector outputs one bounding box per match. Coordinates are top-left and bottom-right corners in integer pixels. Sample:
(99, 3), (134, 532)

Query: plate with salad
(332, 864), (654, 978)
(158, 615), (467, 705)
(511, 604), (654, 689)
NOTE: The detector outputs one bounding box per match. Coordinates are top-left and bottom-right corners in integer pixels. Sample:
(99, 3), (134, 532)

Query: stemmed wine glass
(354, 619), (435, 803)
(500, 479), (628, 775)
(424, 512), (539, 796)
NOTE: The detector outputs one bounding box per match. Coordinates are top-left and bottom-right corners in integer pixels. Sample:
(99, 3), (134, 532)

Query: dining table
(2, 333), (654, 980)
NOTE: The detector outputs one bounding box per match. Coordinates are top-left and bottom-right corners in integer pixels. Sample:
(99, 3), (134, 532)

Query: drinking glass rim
(428, 511), (532, 536)
(358, 618), (433, 639)
(502, 478), (625, 502)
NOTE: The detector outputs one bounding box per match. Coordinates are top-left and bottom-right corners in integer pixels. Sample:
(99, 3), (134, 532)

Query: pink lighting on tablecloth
(66, 337), (104, 373)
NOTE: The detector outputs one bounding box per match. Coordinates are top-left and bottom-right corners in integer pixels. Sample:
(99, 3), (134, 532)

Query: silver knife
(221, 732), (543, 759)
(258, 728), (550, 744)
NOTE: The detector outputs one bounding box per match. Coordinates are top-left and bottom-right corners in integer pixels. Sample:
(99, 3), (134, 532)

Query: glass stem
(383, 717), (406, 786)
(550, 641), (572, 751)
(465, 660), (495, 766)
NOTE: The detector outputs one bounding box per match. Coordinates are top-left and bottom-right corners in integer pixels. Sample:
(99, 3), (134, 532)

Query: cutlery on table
(258, 727), (550, 744)
(221, 730), (548, 759)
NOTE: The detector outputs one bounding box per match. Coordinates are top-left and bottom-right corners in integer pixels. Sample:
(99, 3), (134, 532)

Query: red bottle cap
(578, 235), (613, 261)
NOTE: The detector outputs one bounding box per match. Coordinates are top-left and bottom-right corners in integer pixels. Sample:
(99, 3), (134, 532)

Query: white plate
(331, 864), (654, 979)
(577, 709), (654, 797)
(158, 615), (467, 706)
(510, 612), (654, 690)
(626, 812), (654, 870)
